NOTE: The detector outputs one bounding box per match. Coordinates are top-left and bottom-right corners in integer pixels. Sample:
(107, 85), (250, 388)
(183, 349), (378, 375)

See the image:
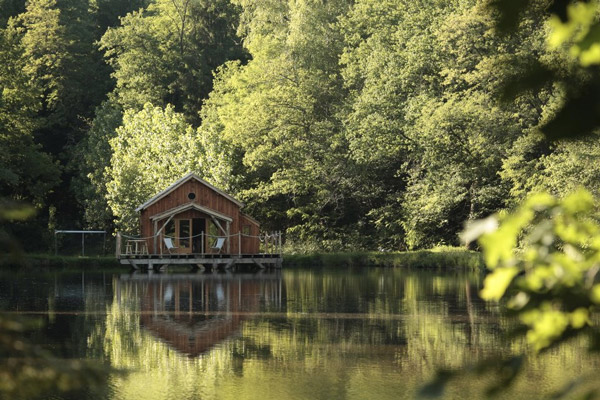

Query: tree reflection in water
(1, 268), (597, 399)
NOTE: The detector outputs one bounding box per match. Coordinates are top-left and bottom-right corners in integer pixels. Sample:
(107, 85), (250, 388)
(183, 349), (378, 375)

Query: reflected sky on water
(0, 267), (597, 399)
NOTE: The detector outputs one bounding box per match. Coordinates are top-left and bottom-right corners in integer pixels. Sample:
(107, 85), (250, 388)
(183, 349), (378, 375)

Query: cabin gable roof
(241, 213), (260, 226)
(135, 173), (243, 212)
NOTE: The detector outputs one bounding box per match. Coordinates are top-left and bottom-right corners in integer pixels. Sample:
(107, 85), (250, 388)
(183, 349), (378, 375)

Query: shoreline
(1, 248), (483, 270)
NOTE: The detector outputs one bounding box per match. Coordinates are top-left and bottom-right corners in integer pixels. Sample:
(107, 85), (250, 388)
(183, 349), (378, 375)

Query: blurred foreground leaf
(476, 189), (600, 352)
(0, 200), (35, 221)
(418, 356), (524, 399)
(0, 198), (36, 264)
(425, 189), (600, 398)
(0, 314), (114, 400)
(491, 0), (600, 140)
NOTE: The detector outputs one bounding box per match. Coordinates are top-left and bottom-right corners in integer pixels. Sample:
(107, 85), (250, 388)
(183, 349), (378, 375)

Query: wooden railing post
(115, 232), (121, 259)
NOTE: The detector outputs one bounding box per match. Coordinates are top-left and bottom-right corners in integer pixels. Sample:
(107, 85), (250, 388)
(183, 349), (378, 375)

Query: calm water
(0, 267), (597, 399)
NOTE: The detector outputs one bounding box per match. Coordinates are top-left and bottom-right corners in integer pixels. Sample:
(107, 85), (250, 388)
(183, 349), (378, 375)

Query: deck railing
(116, 231), (282, 258)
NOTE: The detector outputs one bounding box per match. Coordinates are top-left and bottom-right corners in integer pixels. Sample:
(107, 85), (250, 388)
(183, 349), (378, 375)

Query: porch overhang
(149, 202), (233, 223)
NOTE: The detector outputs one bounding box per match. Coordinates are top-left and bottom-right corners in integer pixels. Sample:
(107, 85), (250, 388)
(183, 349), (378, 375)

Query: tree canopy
(1, 0), (599, 252)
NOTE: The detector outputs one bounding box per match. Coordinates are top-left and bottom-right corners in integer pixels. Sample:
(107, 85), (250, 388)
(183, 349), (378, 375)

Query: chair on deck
(211, 237), (226, 254)
(164, 237), (178, 254)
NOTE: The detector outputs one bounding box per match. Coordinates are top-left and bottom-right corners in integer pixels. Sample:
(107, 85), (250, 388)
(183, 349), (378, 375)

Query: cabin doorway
(176, 219), (191, 254)
(192, 218), (205, 253)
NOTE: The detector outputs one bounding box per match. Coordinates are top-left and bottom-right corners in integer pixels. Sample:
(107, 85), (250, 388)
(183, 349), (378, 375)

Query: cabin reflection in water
(118, 272), (283, 357)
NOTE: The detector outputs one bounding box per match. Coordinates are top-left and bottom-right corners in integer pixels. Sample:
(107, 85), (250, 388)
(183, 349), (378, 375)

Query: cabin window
(188, 192), (196, 200)
(164, 220), (175, 239)
(242, 225), (251, 235)
(179, 219), (190, 248)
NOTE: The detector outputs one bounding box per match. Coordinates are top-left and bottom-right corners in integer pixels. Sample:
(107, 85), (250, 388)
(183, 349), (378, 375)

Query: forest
(1, 0), (598, 252)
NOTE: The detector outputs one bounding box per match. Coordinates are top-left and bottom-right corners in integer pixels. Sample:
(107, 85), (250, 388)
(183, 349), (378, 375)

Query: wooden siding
(139, 179), (260, 254)
(240, 214), (260, 253)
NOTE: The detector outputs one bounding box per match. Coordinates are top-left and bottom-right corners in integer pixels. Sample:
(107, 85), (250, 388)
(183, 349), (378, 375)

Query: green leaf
(591, 284), (600, 304)
(480, 266), (519, 301)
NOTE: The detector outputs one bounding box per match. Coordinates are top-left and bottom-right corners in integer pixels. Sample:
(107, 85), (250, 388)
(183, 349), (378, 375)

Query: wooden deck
(118, 253), (283, 270)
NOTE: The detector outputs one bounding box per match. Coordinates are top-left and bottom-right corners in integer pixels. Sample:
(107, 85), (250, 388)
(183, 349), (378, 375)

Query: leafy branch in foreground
(0, 314), (111, 400)
(422, 190), (600, 398)
(477, 189), (600, 352)
(490, 0), (600, 141)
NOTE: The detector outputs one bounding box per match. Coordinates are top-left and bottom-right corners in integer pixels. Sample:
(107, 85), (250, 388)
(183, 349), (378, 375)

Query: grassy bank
(282, 247), (484, 269)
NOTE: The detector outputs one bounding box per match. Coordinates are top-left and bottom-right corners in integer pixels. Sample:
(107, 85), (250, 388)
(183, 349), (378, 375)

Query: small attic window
(188, 192), (196, 200)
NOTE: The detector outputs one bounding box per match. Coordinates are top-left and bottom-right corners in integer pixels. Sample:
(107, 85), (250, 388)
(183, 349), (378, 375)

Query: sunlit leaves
(99, 0), (245, 123)
(477, 193), (553, 269)
(339, 0), (551, 249)
(200, 0), (359, 247)
(105, 103), (232, 233)
(73, 98), (123, 229)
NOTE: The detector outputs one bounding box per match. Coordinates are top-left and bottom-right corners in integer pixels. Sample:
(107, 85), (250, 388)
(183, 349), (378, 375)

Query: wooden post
(115, 232), (121, 259)
(226, 221), (231, 254)
(238, 232), (241, 257)
(153, 220), (158, 255)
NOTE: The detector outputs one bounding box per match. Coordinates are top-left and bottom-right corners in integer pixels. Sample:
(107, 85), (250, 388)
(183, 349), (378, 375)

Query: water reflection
(117, 272), (283, 357)
(0, 268), (598, 399)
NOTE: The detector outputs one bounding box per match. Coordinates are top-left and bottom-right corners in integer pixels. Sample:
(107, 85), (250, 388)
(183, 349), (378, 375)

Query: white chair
(164, 237), (178, 254)
(211, 237), (226, 253)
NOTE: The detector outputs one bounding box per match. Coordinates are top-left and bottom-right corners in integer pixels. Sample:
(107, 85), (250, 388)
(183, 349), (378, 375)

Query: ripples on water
(0, 267), (597, 399)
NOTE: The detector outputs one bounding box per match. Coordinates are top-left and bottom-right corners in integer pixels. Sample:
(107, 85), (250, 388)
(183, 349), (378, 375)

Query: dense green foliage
(2, 0), (600, 252)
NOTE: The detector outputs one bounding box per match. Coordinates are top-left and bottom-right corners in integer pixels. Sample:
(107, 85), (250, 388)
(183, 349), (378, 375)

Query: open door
(192, 218), (206, 254)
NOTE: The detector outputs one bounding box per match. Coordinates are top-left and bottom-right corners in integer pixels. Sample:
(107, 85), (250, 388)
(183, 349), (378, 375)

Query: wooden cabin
(136, 173), (260, 255)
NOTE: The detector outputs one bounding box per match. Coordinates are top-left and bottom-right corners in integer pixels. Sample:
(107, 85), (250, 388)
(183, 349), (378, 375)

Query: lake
(0, 267), (597, 399)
